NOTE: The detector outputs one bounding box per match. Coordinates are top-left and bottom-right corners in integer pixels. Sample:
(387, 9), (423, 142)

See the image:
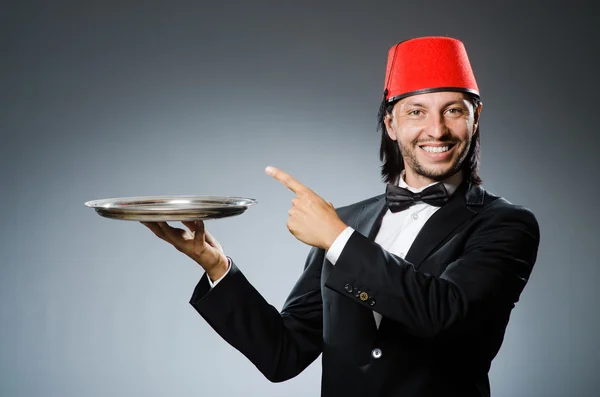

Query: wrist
(206, 256), (229, 282)
(323, 221), (348, 251)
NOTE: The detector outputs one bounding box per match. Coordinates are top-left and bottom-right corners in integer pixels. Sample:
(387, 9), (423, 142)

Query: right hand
(141, 220), (229, 281)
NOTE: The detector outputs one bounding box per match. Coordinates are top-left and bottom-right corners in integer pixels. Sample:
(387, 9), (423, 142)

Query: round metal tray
(85, 195), (257, 221)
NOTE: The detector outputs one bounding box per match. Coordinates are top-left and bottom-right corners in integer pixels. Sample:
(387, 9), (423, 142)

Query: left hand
(266, 166), (347, 250)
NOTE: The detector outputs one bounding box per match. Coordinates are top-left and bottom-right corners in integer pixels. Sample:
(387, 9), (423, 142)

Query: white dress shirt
(209, 171), (464, 329)
(325, 171), (463, 328)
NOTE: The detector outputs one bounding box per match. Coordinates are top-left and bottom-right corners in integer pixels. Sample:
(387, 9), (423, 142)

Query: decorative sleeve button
(359, 292), (369, 301)
(371, 348), (383, 359)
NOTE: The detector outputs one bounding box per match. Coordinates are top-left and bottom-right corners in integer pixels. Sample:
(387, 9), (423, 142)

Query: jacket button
(371, 348), (382, 359)
(368, 298), (376, 306)
(359, 292), (369, 301)
(354, 290), (361, 298)
(344, 284), (353, 293)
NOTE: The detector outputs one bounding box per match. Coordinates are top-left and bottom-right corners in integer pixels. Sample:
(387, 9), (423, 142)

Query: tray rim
(85, 195), (258, 210)
(85, 195), (258, 221)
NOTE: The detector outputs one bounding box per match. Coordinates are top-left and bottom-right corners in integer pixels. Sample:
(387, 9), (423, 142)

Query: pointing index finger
(266, 166), (308, 194)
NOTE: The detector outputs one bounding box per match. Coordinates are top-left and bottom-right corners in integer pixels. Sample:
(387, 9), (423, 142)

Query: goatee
(399, 139), (471, 182)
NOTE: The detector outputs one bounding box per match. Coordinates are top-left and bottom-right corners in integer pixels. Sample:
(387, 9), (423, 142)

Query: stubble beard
(399, 138), (472, 182)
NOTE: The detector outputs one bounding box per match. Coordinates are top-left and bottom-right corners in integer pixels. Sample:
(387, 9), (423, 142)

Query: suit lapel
(352, 195), (388, 240)
(348, 183), (486, 269)
(405, 182), (484, 269)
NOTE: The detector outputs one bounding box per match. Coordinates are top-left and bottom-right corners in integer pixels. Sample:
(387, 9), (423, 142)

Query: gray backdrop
(2, 1), (598, 396)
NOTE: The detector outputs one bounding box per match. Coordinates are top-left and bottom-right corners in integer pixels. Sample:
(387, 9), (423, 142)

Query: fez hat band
(384, 37), (480, 103)
(386, 87), (481, 103)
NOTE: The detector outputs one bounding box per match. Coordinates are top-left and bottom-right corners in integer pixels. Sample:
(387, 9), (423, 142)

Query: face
(384, 91), (482, 188)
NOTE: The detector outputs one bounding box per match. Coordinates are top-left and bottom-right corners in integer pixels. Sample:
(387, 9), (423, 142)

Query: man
(142, 36), (540, 397)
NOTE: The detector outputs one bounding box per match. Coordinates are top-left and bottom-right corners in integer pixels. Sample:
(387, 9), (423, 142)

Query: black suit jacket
(190, 182), (540, 397)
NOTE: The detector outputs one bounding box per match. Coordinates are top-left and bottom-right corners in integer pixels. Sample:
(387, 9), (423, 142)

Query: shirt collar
(398, 170), (463, 196)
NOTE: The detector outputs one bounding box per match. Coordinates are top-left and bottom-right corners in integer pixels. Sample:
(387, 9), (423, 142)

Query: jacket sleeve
(325, 205), (540, 339)
(189, 247), (325, 382)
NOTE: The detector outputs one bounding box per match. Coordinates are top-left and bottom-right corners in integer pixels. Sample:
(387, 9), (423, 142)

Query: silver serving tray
(85, 195), (257, 221)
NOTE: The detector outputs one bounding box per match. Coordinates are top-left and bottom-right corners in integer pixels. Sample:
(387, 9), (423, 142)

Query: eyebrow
(403, 100), (468, 108)
(404, 102), (426, 108)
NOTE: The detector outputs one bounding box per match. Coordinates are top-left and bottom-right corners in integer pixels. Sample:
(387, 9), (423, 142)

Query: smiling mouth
(419, 144), (456, 153)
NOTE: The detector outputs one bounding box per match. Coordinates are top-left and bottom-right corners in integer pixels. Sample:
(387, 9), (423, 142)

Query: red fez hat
(384, 36), (479, 102)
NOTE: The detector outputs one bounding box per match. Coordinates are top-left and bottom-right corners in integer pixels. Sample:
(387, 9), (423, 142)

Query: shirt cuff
(207, 257), (232, 288)
(325, 226), (355, 265)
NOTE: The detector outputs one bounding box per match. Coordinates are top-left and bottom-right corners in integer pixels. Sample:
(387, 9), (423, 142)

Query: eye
(446, 108), (464, 115)
(408, 109), (422, 116)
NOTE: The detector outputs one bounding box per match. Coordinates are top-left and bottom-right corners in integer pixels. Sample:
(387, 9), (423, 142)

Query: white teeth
(422, 146), (450, 153)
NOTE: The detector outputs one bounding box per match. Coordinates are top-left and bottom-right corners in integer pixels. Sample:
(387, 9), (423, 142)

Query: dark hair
(377, 93), (483, 186)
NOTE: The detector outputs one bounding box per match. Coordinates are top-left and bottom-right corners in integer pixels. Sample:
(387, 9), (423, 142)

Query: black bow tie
(386, 182), (449, 213)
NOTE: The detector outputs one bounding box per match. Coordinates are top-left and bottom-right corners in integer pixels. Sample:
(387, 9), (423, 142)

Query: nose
(426, 113), (449, 139)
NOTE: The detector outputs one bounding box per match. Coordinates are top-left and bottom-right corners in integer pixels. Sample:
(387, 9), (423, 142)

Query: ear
(473, 102), (483, 132)
(384, 113), (397, 141)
